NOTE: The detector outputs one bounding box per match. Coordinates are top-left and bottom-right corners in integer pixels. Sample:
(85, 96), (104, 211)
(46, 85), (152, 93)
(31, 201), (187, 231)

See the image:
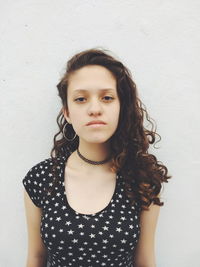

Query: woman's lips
(87, 123), (106, 128)
(86, 120), (106, 126)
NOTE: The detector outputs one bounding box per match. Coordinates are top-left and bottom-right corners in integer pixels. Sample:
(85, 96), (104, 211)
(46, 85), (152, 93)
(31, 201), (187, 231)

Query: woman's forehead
(67, 69), (117, 94)
(69, 65), (116, 82)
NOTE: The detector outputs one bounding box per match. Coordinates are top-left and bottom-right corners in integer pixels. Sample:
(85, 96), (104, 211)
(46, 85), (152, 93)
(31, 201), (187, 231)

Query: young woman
(23, 48), (171, 267)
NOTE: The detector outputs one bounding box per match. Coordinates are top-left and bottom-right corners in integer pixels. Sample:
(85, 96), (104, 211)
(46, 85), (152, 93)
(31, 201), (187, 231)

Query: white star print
(23, 156), (141, 267)
(89, 233), (95, 238)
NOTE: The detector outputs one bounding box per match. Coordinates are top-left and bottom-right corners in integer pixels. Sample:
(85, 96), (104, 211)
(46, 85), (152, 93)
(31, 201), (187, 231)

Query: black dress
(22, 153), (141, 267)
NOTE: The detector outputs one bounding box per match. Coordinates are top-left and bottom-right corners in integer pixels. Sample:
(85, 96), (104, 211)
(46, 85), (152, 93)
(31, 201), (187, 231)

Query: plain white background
(0, 1), (199, 266)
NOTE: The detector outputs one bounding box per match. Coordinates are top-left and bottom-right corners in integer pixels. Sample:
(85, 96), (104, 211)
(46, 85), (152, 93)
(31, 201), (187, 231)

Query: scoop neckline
(60, 154), (120, 217)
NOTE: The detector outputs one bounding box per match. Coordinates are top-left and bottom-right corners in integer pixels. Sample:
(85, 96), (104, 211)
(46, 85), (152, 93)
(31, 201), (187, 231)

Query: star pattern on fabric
(22, 155), (141, 267)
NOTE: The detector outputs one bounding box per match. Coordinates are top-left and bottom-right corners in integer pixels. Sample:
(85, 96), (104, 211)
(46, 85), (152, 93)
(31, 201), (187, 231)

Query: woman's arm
(134, 200), (160, 267)
(24, 190), (47, 267)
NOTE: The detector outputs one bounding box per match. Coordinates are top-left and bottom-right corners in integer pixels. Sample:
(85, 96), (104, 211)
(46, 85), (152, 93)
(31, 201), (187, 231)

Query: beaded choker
(76, 147), (111, 165)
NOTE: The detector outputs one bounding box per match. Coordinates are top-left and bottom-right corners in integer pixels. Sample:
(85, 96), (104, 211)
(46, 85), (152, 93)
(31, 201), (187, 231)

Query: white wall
(0, 1), (199, 266)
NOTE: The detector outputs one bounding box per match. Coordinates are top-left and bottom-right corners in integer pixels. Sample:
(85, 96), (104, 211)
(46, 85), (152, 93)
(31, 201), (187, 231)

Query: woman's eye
(74, 96), (114, 103)
(74, 97), (85, 102)
(103, 96), (114, 101)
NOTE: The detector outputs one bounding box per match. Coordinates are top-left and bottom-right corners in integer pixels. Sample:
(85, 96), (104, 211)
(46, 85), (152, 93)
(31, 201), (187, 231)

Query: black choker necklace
(76, 148), (111, 165)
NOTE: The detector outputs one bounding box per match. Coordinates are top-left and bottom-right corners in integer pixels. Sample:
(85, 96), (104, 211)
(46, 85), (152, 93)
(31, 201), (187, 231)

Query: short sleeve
(22, 158), (52, 208)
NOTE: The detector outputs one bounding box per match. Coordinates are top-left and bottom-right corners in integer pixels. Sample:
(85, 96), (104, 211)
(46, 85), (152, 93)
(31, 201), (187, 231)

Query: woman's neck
(77, 141), (111, 162)
(67, 150), (113, 175)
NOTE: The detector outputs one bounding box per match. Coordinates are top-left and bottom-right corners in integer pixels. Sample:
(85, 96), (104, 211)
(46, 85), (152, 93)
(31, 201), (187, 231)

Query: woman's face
(63, 65), (120, 144)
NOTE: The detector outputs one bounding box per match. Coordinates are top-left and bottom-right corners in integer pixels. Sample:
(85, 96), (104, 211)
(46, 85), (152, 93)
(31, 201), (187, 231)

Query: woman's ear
(62, 107), (71, 124)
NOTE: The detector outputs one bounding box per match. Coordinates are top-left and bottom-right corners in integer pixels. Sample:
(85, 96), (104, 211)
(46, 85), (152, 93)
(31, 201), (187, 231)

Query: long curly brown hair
(49, 47), (171, 211)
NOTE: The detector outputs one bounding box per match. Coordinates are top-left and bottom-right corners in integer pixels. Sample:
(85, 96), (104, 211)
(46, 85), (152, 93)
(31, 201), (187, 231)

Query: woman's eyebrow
(73, 88), (115, 93)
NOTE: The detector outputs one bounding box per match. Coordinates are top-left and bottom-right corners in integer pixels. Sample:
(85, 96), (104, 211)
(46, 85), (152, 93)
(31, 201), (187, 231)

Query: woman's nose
(87, 99), (103, 116)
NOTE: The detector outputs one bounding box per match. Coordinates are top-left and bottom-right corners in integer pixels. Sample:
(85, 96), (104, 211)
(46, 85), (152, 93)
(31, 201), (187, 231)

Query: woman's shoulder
(22, 155), (67, 180)
(23, 154), (69, 182)
(25, 155), (67, 172)
(22, 155), (65, 207)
